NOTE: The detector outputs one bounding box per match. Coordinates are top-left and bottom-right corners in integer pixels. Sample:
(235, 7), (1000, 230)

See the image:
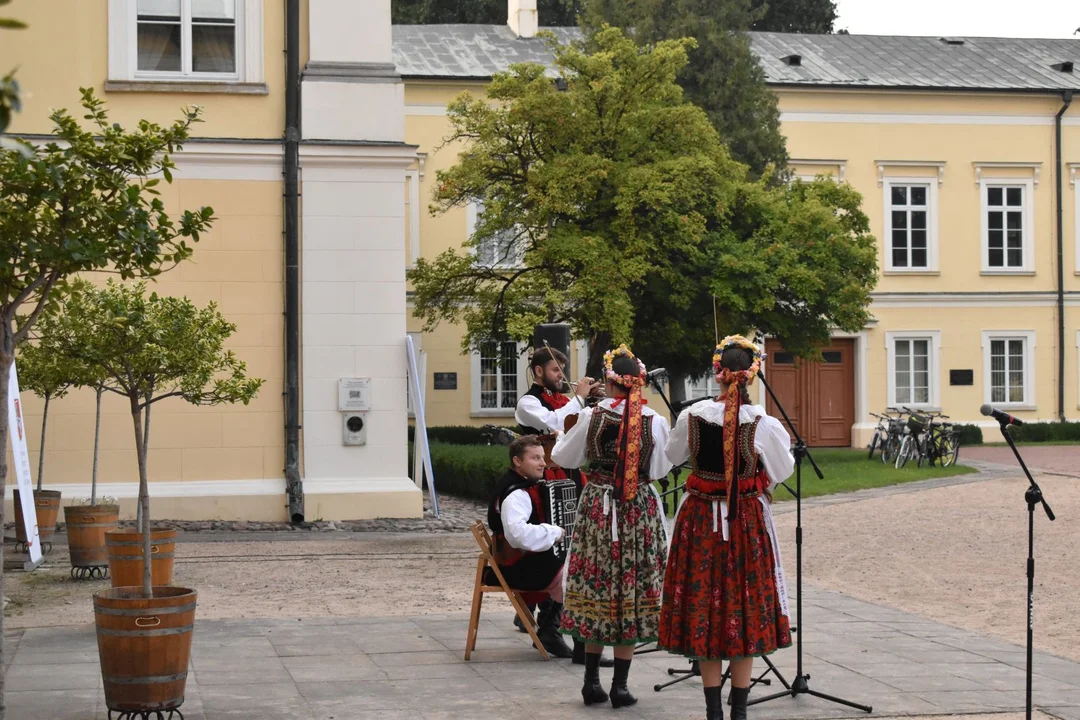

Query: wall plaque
(433, 372), (458, 390)
(950, 369), (974, 386)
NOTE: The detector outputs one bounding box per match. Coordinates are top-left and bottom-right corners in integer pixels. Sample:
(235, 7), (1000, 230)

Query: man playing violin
(514, 346), (612, 666)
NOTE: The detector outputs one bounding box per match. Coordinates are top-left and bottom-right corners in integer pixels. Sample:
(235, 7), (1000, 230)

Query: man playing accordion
(488, 436), (574, 658)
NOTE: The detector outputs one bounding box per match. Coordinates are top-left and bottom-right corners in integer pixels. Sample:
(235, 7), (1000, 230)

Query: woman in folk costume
(551, 345), (673, 709)
(658, 336), (795, 720)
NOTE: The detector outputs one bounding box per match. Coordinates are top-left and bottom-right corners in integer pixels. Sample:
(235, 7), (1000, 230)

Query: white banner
(8, 362), (43, 565)
(406, 335), (438, 517)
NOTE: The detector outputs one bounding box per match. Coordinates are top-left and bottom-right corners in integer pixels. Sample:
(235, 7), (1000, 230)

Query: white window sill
(471, 410), (516, 418)
(883, 270), (939, 276)
(980, 270), (1036, 276)
(105, 80), (269, 95)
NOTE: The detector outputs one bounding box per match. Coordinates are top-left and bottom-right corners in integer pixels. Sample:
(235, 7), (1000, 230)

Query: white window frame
(883, 178), (939, 273)
(685, 374), (722, 401)
(979, 178), (1035, 274)
(790, 159), (847, 183)
(981, 330), (1036, 410)
(1071, 164), (1080, 273)
(108, 0), (264, 86)
(575, 338), (589, 380)
(885, 331), (941, 411)
(470, 341), (528, 417)
(466, 200), (526, 269)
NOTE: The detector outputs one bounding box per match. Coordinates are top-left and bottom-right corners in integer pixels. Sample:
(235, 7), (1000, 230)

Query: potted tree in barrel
(80, 280), (261, 718)
(12, 322), (72, 554)
(36, 291), (121, 579)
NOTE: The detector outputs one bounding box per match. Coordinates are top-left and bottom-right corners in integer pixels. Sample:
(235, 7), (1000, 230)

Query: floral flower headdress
(713, 334), (763, 386)
(603, 344), (647, 389)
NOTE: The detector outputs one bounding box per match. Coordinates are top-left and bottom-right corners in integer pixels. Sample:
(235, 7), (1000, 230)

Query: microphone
(980, 404), (1025, 426)
(645, 367), (668, 383)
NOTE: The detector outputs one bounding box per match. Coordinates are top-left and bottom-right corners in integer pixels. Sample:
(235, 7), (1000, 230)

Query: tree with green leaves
(408, 28), (877, 388)
(65, 280), (263, 598)
(581, 0), (788, 179)
(392, 0), (582, 25)
(751, 0), (837, 33)
(0, 89), (214, 710)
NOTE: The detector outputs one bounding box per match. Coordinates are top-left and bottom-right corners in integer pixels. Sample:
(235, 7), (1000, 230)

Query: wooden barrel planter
(64, 505), (120, 580)
(106, 529), (177, 589)
(94, 586), (197, 716)
(13, 489), (62, 553)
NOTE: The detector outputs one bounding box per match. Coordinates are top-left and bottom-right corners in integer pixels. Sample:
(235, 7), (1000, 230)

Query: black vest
(486, 469), (563, 591)
(517, 384), (555, 436)
(688, 412), (762, 482)
(586, 406), (655, 476)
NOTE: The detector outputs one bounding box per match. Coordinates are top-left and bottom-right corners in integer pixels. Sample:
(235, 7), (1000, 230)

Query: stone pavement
(6, 586), (1080, 720)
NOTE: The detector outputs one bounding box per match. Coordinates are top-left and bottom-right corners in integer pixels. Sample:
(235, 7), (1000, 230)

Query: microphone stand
(746, 368), (873, 713)
(994, 420), (1055, 720)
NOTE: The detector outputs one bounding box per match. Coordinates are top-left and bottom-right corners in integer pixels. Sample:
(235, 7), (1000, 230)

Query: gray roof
(392, 25), (1080, 92)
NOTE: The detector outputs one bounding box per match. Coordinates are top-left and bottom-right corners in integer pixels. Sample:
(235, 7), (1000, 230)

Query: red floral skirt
(658, 478), (791, 660)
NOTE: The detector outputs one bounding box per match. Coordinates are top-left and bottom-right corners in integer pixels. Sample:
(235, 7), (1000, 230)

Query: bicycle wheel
(917, 438), (928, 468)
(895, 437), (910, 469)
(939, 433), (960, 467)
(868, 433), (880, 460)
(881, 435), (898, 464)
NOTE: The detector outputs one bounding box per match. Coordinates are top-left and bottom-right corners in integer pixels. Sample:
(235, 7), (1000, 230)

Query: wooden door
(764, 339), (855, 447)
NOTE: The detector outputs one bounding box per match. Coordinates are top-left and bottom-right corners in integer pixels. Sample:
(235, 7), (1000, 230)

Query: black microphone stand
(994, 419), (1055, 720)
(746, 368), (873, 713)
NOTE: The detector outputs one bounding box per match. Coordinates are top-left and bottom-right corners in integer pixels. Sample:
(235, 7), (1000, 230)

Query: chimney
(508, 0), (538, 38)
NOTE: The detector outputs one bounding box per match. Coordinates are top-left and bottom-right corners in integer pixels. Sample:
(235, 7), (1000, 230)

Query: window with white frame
(981, 181), (1033, 272)
(466, 200), (525, 269)
(885, 182), (933, 271)
(472, 341), (526, 414)
(982, 331), (1035, 408)
(108, 0), (264, 86)
(685, 374), (722, 400)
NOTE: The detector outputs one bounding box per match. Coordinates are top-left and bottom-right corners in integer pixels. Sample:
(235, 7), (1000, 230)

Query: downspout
(284, 0), (304, 522)
(1056, 90), (1072, 423)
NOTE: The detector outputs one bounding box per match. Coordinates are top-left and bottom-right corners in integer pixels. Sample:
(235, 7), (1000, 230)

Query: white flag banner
(8, 361), (43, 565)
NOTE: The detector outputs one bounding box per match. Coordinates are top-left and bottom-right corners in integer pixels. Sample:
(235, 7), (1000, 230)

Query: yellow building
(393, 17), (1080, 448)
(2, 0), (423, 521)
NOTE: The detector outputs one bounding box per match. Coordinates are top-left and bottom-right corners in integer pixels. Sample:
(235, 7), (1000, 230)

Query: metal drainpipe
(284, 0), (304, 522)
(1056, 90), (1073, 423)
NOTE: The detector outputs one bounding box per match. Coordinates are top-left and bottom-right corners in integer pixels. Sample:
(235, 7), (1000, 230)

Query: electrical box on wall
(338, 378), (371, 412)
(343, 413), (367, 446)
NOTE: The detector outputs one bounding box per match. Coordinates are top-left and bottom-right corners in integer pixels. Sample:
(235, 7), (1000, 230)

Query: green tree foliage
(751, 0), (837, 33)
(392, 0), (582, 25)
(0, 0), (27, 155)
(62, 280), (263, 597)
(408, 29), (877, 382)
(582, 0), (787, 179)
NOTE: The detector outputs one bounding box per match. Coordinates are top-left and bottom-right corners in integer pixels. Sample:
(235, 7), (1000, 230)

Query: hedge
(1006, 421), (1080, 443)
(422, 441), (509, 502)
(408, 425), (518, 446)
(952, 424), (983, 446)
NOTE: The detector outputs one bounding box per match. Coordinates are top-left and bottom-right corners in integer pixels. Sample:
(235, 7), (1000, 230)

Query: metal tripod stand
(745, 368), (872, 713)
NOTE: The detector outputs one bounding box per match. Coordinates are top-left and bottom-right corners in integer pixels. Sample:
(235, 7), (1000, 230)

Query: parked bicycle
(894, 410), (959, 468)
(868, 409), (903, 462)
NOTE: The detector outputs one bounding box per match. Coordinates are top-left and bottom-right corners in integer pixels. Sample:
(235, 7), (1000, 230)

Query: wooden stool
(465, 520), (550, 661)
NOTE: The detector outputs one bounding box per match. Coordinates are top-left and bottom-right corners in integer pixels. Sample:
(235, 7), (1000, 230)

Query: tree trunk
(585, 332), (612, 380)
(1, 345), (16, 718)
(36, 394), (49, 492)
(130, 397), (152, 598)
(91, 387), (102, 505)
(136, 403), (151, 534)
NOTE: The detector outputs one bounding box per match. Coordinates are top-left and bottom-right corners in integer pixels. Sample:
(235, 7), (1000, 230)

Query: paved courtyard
(6, 585), (1080, 720)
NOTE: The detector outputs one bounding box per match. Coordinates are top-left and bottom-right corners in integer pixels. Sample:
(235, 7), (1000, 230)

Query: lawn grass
(652, 448), (975, 516)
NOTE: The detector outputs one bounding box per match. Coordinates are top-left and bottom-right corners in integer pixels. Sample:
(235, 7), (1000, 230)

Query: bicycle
(879, 408), (909, 465)
(921, 416), (960, 468)
(895, 409), (932, 469)
(868, 409), (902, 462)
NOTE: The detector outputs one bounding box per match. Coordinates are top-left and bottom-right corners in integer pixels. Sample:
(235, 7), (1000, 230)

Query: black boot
(573, 640), (615, 667)
(609, 657), (637, 708)
(704, 685), (724, 720)
(535, 602), (573, 659)
(730, 686), (750, 720)
(514, 602), (537, 633)
(581, 652), (609, 706)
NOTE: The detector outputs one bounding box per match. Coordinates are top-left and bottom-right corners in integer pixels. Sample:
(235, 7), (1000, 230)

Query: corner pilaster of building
(299, 0), (420, 520)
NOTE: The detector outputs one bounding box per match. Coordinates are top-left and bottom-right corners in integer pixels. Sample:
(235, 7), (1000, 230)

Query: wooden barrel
(64, 505), (120, 568)
(106, 529), (176, 588)
(13, 489), (62, 545)
(94, 586), (196, 713)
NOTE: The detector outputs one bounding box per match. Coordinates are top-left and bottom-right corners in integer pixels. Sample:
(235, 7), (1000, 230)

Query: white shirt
(515, 387), (586, 433)
(500, 487), (564, 553)
(551, 397), (674, 480)
(665, 401), (795, 490)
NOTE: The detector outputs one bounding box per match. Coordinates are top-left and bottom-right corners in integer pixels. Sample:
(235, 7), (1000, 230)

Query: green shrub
(1006, 421), (1080, 443)
(952, 424), (983, 446)
(426, 441), (509, 502)
(407, 425), (518, 445)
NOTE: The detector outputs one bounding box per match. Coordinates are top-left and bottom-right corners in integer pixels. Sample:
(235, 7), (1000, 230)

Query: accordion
(541, 478), (578, 562)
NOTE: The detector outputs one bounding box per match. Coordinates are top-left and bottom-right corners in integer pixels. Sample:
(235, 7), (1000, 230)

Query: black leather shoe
(536, 627), (573, 658)
(572, 640), (614, 666)
(610, 658), (637, 708)
(582, 652), (609, 706)
(705, 685), (724, 720)
(730, 686), (750, 720)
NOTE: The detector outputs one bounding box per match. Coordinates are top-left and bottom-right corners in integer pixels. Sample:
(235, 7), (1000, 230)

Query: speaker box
(532, 324), (571, 360)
